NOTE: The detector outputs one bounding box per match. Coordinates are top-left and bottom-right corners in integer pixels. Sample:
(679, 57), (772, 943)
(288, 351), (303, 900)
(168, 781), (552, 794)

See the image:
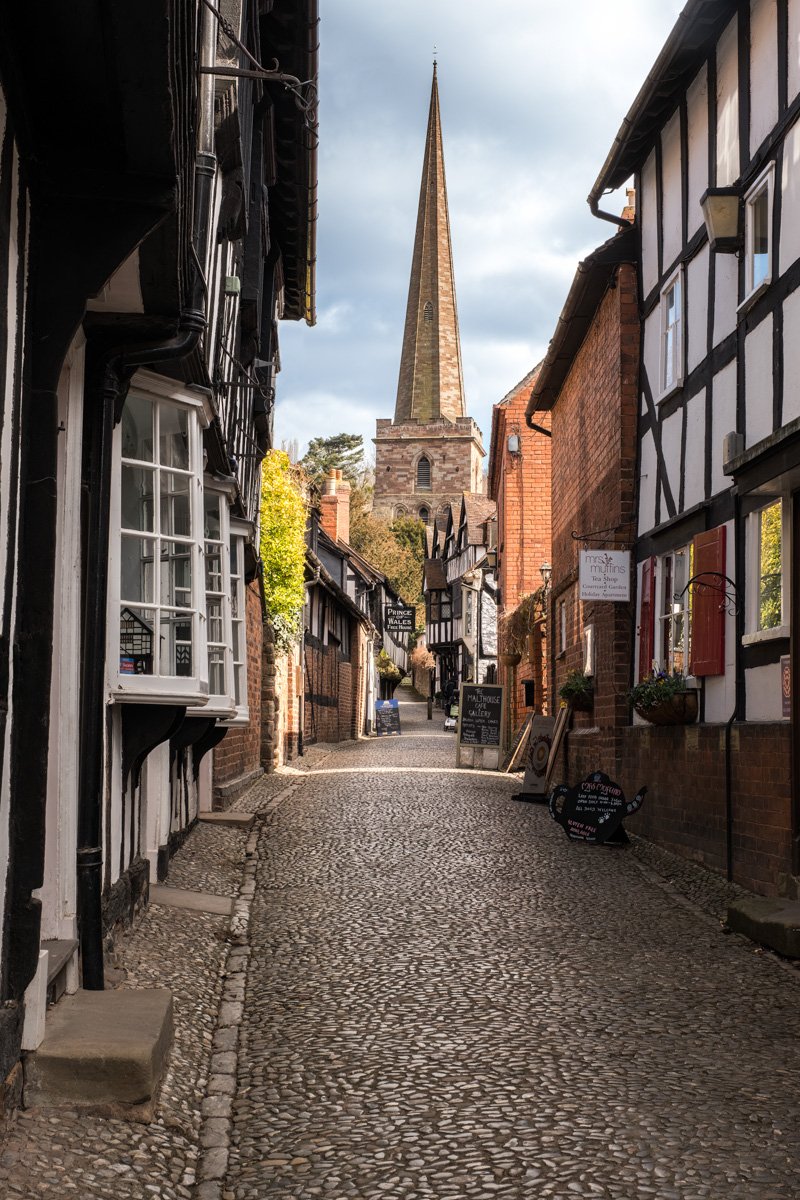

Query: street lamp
(700, 187), (741, 252)
(539, 561), (552, 590)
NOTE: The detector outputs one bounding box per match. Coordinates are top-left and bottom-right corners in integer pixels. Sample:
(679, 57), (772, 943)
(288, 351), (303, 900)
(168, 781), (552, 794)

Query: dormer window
(416, 455), (432, 491)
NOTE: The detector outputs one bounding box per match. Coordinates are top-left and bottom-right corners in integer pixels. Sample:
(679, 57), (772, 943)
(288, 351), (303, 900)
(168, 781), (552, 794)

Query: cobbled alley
(3, 692), (800, 1199)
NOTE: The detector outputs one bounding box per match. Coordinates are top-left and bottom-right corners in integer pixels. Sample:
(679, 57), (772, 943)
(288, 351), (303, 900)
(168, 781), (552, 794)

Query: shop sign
(579, 550), (630, 601)
(549, 771), (646, 844)
(385, 605), (415, 634)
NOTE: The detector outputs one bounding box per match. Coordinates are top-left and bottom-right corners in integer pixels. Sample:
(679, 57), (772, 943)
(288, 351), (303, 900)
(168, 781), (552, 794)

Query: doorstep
(198, 810), (254, 829)
(727, 896), (800, 958)
(24, 987), (173, 1117)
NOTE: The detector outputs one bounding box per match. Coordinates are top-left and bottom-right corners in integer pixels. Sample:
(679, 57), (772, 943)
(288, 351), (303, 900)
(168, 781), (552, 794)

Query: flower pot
(634, 688), (699, 726)
(568, 693), (593, 713)
(498, 652), (522, 667)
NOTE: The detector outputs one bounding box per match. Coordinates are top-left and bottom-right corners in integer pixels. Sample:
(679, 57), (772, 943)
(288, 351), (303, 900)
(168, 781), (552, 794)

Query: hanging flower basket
(634, 688), (699, 726)
(498, 652), (522, 667)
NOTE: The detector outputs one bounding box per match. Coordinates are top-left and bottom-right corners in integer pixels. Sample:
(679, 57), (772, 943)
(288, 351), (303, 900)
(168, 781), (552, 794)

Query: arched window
(393, 504), (408, 519)
(419, 507), (430, 524)
(416, 455), (432, 491)
(423, 301), (433, 323)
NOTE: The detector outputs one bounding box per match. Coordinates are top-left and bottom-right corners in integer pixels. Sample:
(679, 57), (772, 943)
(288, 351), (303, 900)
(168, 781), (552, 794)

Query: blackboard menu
(458, 684), (503, 747)
(375, 699), (401, 736)
(549, 771), (646, 844)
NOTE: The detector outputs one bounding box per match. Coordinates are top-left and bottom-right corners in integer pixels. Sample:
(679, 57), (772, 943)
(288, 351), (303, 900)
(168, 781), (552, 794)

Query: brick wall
(213, 581), (263, 804)
(549, 262), (639, 737)
(555, 722), (792, 898)
(489, 369), (552, 735)
(304, 614), (365, 746)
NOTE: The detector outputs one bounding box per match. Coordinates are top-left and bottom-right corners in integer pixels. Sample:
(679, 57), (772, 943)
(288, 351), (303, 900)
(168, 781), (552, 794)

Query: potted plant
(558, 669), (594, 712)
(499, 589), (546, 667)
(628, 670), (698, 726)
(377, 649), (402, 699)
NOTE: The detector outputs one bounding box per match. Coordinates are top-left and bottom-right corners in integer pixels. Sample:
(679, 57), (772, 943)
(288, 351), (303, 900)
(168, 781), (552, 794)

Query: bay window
(110, 375), (209, 704)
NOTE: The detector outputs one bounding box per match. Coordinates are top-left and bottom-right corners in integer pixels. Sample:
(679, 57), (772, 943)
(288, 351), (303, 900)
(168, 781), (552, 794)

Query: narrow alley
(2, 691), (800, 1199)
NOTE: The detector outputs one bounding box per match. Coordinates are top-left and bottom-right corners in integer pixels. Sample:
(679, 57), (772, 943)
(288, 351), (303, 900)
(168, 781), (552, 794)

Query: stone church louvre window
(416, 455), (432, 491)
(109, 377), (210, 706)
(423, 301), (433, 323)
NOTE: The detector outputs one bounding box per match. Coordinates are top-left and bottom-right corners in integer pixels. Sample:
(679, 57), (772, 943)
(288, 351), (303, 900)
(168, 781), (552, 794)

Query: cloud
(275, 0), (686, 458)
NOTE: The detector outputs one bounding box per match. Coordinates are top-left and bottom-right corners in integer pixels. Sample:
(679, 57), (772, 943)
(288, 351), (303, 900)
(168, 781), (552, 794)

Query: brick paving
(2, 695), (800, 1198)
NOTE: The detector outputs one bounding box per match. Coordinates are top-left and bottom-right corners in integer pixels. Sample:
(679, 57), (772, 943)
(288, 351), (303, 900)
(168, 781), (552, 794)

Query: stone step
(198, 810), (254, 829)
(25, 988), (173, 1116)
(727, 896), (800, 958)
(150, 884), (233, 916)
(42, 939), (78, 1007)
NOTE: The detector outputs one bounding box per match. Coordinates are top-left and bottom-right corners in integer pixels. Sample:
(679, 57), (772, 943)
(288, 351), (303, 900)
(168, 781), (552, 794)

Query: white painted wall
(661, 110), (683, 271)
(638, 428), (658, 535)
(640, 151), (659, 296)
(684, 389), (706, 509)
(142, 743), (171, 880)
(660, 409), (682, 515)
(781, 117), (800, 271)
(750, 0), (779, 156)
(782, 285), (800, 423)
(745, 315), (774, 448)
(40, 339), (84, 942)
(790, 0), (800, 102)
(643, 306), (660, 389)
(703, 521), (737, 722)
(713, 253), (739, 345)
(745, 662), (784, 720)
(711, 359), (738, 496)
(717, 17), (740, 186)
(687, 66), (709, 239)
(687, 244), (710, 374)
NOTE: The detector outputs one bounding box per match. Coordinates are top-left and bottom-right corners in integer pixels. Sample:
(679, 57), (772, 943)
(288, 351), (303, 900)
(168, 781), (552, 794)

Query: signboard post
(579, 550), (631, 602)
(375, 699), (401, 736)
(456, 683), (503, 770)
(384, 605), (415, 635)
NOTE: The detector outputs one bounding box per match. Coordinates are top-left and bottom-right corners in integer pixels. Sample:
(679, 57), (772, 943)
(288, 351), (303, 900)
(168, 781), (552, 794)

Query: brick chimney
(319, 468), (351, 545)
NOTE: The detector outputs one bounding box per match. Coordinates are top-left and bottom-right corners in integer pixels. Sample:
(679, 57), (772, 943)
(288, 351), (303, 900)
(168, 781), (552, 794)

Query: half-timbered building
(589, 0), (800, 896)
(0, 0), (318, 1112)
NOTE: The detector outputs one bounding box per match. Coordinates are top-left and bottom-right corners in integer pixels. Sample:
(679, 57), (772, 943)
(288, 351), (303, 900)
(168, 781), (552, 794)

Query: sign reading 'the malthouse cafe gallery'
(579, 550), (631, 602)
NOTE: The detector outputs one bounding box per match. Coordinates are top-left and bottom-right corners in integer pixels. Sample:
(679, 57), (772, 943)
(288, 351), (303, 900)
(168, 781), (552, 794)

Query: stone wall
(373, 416), (485, 521)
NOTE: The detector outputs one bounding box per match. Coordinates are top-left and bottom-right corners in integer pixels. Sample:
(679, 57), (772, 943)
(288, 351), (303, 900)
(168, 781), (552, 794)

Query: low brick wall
(556, 721), (792, 898)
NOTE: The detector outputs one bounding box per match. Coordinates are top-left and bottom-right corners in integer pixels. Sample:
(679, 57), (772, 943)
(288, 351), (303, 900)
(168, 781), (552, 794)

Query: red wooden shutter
(690, 525), (726, 676)
(638, 557), (656, 681)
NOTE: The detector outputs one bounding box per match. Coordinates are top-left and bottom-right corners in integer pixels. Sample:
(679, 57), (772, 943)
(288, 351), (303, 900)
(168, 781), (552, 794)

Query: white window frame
(743, 497), (789, 643)
(740, 162), (774, 310)
(221, 520), (252, 725)
(656, 546), (692, 675)
(659, 265), (684, 399)
(108, 370), (212, 705)
(188, 481), (236, 719)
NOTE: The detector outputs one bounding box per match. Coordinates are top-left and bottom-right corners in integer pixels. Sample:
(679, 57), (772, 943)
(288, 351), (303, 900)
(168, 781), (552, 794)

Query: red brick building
(527, 229), (639, 785)
(488, 366), (551, 738)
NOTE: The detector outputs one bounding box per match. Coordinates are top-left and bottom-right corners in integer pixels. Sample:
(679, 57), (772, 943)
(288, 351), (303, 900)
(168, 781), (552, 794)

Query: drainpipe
(725, 492), (746, 883)
(77, 6), (217, 991)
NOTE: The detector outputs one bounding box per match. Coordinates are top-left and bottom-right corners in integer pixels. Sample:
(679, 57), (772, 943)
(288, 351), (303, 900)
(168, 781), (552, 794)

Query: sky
(274, 0), (687, 463)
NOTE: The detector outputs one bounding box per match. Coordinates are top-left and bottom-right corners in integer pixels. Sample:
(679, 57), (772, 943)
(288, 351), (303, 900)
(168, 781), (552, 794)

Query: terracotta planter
(634, 688), (699, 726)
(498, 652), (522, 667)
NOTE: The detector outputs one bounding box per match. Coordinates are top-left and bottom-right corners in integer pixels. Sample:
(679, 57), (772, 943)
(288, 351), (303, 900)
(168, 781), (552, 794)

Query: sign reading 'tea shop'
(579, 550), (631, 602)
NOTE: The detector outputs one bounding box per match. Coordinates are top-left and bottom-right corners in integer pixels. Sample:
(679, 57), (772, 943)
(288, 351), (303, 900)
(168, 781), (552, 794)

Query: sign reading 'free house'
(579, 550), (631, 602)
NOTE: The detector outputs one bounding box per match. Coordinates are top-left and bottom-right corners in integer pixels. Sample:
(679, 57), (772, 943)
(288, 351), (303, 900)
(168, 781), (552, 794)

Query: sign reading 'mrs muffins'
(579, 550), (631, 602)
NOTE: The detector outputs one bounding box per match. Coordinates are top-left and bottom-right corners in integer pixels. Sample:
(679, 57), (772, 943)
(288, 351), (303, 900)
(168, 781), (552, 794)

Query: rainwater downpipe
(77, 7), (217, 990)
(725, 491), (746, 883)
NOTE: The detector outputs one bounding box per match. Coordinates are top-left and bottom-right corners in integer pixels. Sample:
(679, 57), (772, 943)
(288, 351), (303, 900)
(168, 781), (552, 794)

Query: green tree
(260, 450), (308, 652)
(759, 500), (782, 630)
(302, 432), (365, 491)
(350, 509), (425, 616)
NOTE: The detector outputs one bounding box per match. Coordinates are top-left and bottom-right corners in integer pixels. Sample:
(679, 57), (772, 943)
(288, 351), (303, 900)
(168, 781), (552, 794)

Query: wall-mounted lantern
(700, 187), (741, 252)
(539, 561), (552, 590)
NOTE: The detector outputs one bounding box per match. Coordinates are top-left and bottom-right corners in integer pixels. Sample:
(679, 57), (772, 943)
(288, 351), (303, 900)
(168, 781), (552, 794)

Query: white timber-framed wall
(632, 0), (800, 727)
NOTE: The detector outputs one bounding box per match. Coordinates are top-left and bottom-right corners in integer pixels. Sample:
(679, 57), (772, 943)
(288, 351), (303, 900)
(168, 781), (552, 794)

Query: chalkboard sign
(549, 771), (646, 844)
(385, 605), (415, 634)
(375, 699), (401, 736)
(457, 684), (503, 748)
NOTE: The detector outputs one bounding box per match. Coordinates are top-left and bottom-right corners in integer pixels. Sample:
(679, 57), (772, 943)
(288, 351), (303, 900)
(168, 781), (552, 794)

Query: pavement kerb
(192, 774), (308, 1200)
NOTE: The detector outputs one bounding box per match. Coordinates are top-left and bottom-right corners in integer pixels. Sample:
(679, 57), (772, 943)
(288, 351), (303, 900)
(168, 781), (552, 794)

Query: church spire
(393, 65), (466, 425)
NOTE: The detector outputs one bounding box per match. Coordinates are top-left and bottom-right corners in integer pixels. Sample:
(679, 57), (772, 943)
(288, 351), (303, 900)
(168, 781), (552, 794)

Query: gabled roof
(462, 493), (496, 544)
(527, 227), (637, 416)
(423, 558), (448, 591)
(590, 0), (735, 205)
(488, 364), (543, 499)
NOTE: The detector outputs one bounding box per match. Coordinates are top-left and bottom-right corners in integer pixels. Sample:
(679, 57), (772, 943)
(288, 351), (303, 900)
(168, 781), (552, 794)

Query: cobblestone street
(2, 694), (800, 1198)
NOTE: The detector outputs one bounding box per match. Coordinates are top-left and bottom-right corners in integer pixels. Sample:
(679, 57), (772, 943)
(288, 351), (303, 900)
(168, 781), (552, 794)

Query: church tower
(373, 64), (485, 524)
